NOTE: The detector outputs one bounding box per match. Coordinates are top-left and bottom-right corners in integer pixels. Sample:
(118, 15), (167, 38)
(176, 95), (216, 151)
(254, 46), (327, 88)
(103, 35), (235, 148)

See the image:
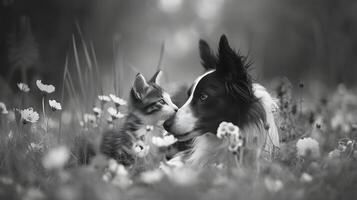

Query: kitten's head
(129, 70), (178, 125)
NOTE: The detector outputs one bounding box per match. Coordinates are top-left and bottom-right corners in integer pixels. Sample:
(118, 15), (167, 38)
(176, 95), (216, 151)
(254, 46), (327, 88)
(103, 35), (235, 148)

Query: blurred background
(1, 0), (357, 101)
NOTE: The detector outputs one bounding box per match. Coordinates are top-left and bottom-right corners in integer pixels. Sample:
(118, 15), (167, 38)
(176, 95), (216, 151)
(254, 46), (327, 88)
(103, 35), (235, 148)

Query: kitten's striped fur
(100, 71), (178, 166)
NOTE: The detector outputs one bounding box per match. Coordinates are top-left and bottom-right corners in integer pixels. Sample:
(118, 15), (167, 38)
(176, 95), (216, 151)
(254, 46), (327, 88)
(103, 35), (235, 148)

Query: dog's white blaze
(173, 70), (215, 134)
(181, 70), (215, 108)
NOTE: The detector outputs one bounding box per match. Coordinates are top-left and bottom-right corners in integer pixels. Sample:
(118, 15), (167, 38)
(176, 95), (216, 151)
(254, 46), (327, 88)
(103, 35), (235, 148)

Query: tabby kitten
(100, 70), (178, 166)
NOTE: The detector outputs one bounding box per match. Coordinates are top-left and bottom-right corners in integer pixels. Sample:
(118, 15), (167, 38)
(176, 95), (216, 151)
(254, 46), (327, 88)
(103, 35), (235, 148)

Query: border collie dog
(164, 35), (279, 167)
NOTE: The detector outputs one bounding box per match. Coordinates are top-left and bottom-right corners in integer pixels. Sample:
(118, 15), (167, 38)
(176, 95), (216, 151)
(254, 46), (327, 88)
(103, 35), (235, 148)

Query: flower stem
(42, 96), (48, 132)
(239, 147), (244, 165)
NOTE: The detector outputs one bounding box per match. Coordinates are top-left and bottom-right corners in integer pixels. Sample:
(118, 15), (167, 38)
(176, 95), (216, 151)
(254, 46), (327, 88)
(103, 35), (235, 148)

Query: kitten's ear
(132, 73), (149, 100)
(149, 70), (163, 85)
(199, 39), (217, 71)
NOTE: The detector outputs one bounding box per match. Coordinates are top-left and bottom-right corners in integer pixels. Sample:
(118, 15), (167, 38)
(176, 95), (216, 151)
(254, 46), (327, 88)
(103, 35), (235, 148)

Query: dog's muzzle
(163, 115), (174, 133)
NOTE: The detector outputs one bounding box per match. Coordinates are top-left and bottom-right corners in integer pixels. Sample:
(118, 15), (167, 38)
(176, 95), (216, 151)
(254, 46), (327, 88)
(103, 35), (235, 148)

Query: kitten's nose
(164, 116), (174, 131)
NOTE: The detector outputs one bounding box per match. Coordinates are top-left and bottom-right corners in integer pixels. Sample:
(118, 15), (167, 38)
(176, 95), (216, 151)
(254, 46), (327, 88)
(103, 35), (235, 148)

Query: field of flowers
(1, 33), (357, 200)
(1, 73), (357, 200)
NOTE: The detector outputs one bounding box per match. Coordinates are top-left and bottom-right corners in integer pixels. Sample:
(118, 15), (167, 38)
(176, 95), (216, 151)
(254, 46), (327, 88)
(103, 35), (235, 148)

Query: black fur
(165, 35), (266, 138)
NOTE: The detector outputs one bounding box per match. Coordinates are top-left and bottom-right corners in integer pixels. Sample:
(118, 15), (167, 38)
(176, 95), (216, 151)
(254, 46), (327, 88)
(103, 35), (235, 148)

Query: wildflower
(296, 137), (320, 158)
(109, 94), (127, 106)
(20, 108), (39, 123)
(42, 146), (70, 170)
(217, 121), (243, 152)
(146, 125), (154, 132)
(133, 141), (150, 158)
(48, 100), (62, 111)
(217, 121), (239, 139)
(300, 173), (313, 183)
(166, 167), (198, 186)
(29, 143), (43, 151)
(98, 95), (111, 103)
(217, 121), (229, 139)
(140, 169), (164, 184)
(107, 159), (129, 176)
(152, 135), (177, 147)
(47, 118), (59, 129)
(17, 82), (30, 92)
(23, 188), (45, 200)
(36, 80), (55, 94)
(0, 176), (13, 185)
(104, 159), (132, 189)
(107, 116), (113, 123)
(0, 102), (8, 114)
(264, 177), (283, 192)
(83, 113), (96, 124)
(93, 107), (102, 116)
(107, 107), (124, 119)
(8, 131), (14, 140)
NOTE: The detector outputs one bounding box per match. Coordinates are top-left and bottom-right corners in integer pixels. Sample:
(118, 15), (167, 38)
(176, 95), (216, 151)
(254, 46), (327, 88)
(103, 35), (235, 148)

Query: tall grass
(1, 25), (357, 200)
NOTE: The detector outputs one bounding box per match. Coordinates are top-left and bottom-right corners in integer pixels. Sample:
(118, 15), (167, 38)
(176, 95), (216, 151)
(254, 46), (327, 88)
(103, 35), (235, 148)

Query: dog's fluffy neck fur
(185, 84), (279, 168)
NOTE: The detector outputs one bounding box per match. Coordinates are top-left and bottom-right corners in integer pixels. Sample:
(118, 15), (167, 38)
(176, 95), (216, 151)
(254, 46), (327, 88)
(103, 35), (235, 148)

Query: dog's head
(164, 35), (265, 141)
(130, 70), (178, 126)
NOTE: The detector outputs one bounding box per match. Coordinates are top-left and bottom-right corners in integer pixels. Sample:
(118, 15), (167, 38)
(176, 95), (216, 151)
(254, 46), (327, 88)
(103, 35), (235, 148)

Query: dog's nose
(174, 108), (178, 112)
(164, 116), (174, 131)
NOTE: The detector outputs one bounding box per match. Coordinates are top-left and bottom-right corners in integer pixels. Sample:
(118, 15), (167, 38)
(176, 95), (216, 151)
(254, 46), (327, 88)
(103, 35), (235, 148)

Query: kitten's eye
(199, 93), (208, 101)
(158, 99), (166, 105)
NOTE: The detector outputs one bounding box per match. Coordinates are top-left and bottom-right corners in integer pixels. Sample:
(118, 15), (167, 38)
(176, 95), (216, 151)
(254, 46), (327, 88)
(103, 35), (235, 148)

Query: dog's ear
(149, 70), (163, 85)
(217, 35), (248, 80)
(199, 39), (217, 71)
(217, 35), (253, 101)
(132, 73), (149, 100)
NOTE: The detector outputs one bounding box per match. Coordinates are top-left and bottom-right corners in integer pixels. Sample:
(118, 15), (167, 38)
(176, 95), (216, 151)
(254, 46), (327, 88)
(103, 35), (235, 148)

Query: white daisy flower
(98, 95), (111, 103)
(29, 143), (44, 151)
(105, 159), (132, 189)
(152, 135), (177, 147)
(107, 107), (124, 119)
(146, 125), (154, 132)
(17, 82), (30, 92)
(133, 141), (150, 158)
(8, 131), (14, 140)
(264, 177), (283, 192)
(42, 146), (70, 170)
(20, 108), (39, 123)
(36, 80), (55, 94)
(217, 121), (243, 152)
(0, 102), (8, 114)
(217, 121), (230, 139)
(83, 113), (96, 124)
(296, 137), (320, 158)
(107, 159), (128, 176)
(300, 173), (313, 183)
(140, 169), (164, 184)
(93, 107), (102, 116)
(109, 94), (127, 106)
(49, 100), (62, 111)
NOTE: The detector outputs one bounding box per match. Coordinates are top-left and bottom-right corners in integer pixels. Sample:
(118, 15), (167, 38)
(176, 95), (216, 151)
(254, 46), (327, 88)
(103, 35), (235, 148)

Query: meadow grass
(1, 35), (357, 200)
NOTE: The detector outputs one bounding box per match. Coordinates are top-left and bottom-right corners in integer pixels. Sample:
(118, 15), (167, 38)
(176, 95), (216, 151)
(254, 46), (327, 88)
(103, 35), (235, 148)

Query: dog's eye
(199, 93), (208, 101)
(158, 99), (166, 105)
